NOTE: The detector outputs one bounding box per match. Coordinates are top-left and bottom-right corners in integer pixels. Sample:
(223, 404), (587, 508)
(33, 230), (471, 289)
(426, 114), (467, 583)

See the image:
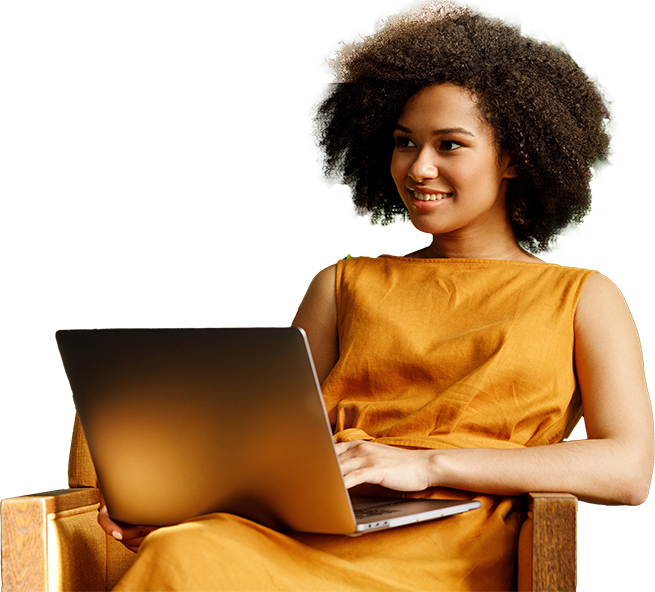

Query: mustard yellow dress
(114, 256), (593, 592)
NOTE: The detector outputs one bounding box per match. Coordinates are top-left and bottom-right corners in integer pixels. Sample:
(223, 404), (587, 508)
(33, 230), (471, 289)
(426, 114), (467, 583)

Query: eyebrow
(394, 123), (475, 137)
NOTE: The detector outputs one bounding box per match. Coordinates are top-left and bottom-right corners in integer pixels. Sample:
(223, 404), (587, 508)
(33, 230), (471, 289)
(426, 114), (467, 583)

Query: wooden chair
(1, 491), (577, 592)
(1, 416), (577, 591)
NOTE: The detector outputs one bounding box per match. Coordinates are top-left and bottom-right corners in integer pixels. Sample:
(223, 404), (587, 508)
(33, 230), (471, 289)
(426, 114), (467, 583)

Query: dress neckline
(378, 254), (555, 266)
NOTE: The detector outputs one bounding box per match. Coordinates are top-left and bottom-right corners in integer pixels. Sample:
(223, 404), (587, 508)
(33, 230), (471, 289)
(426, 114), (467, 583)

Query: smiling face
(391, 83), (517, 242)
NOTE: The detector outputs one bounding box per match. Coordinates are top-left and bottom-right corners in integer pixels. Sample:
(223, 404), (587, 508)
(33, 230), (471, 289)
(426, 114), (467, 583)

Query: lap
(113, 494), (521, 592)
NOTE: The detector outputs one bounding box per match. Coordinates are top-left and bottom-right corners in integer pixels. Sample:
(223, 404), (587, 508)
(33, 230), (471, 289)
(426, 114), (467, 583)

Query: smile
(413, 191), (452, 201)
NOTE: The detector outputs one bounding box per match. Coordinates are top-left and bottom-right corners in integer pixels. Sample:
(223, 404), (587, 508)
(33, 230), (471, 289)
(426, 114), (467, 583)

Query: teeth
(413, 191), (450, 201)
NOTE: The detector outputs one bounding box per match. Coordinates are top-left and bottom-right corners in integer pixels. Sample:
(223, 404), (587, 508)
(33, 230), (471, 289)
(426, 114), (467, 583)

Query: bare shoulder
(575, 272), (634, 331)
(578, 271), (625, 301)
(312, 263), (338, 293)
(297, 264), (337, 313)
(574, 272), (645, 370)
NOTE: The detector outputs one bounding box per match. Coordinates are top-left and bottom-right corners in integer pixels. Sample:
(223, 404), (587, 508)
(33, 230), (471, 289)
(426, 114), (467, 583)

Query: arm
(337, 273), (654, 505)
(292, 264), (339, 385)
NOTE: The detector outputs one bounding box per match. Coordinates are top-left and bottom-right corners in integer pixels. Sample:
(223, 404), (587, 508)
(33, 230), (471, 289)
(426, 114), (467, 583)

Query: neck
(415, 228), (541, 262)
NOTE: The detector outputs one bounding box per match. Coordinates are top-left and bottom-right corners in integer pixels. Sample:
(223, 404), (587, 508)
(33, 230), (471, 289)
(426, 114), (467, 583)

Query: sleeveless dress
(114, 256), (594, 592)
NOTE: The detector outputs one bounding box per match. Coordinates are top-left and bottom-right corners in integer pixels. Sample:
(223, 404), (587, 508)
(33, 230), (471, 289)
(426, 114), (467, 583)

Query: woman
(101, 2), (653, 590)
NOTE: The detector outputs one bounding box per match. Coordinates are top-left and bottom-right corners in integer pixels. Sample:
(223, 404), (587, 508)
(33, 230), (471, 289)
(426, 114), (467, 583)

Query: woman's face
(390, 83), (517, 239)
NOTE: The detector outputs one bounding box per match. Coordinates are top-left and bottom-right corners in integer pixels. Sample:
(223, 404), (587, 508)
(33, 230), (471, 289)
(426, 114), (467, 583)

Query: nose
(407, 149), (438, 182)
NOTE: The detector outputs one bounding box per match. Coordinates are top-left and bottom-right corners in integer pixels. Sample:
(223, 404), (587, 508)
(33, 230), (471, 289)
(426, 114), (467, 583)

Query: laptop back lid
(57, 327), (357, 533)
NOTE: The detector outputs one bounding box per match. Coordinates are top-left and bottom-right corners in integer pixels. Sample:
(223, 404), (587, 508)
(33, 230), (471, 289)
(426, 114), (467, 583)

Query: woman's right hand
(97, 500), (159, 553)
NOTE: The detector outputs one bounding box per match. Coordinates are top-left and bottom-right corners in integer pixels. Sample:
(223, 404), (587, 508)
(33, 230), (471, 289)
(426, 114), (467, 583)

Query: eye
(393, 134), (416, 149)
(440, 140), (463, 151)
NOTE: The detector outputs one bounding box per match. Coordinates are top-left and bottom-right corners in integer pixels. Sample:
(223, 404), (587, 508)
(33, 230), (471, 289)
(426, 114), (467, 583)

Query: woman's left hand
(98, 501), (159, 553)
(335, 440), (437, 491)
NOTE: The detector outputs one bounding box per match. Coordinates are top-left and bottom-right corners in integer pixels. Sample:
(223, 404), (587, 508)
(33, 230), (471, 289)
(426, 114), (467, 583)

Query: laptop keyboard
(354, 507), (401, 519)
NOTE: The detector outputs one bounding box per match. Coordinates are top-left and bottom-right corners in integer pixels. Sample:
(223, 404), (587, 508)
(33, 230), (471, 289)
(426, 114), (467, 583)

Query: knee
(137, 513), (248, 565)
(138, 520), (203, 563)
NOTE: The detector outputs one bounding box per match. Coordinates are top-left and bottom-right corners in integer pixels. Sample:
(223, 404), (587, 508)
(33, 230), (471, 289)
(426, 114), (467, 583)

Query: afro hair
(315, 1), (611, 252)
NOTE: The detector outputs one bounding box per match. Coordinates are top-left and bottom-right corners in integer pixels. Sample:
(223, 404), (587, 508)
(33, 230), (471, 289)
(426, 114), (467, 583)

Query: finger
(121, 531), (155, 553)
(338, 453), (371, 484)
(121, 525), (158, 540)
(335, 439), (367, 449)
(336, 452), (362, 475)
(98, 506), (157, 541)
(342, 465), (371, 489)
(97, 504), (125, 541)
(335, 439), (368, 458)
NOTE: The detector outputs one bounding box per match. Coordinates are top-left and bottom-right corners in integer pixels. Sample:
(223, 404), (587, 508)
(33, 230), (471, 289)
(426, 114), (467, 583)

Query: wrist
(425, 449), (449, 488)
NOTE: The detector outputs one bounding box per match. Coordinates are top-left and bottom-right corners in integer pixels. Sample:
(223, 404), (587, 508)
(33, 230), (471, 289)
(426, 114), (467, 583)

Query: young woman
(101, 2), (653, 590)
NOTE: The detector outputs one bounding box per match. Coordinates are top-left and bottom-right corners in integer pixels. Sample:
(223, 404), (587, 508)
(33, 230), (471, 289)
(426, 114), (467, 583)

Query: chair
(1, 415), (577, 591)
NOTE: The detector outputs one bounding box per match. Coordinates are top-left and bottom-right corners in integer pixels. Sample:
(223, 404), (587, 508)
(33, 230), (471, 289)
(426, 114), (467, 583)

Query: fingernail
(112, 530), (123, 541)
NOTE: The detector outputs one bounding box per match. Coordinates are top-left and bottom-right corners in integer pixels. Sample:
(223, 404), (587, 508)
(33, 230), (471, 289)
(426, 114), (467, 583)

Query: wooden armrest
(2, 487), (100, 514)
(518, 492), (577, 592)
(2, 488), (104, 592)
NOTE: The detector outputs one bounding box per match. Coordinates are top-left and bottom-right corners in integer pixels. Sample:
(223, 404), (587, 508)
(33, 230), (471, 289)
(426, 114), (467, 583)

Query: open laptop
(56, 327), (480, 535)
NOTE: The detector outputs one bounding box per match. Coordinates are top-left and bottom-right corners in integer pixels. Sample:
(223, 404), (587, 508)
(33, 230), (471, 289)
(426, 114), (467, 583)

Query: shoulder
(338, 255), (377, 265)
(294, 265), (337, 317)
(331, 255), (386, 284)
(513, 261), (594, 285)
(578, 270), (622, 295)
(573, 272), (644, 400)
(574, 272), (641, 371)
(301, 256), (380, 303)
(575, 272), (632, 329)
(310, 264), (337, 295)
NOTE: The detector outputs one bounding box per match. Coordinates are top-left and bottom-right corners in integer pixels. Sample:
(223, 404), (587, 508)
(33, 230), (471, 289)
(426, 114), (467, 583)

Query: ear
(500, 152), (519, 179)
(504, 165), (519, 180)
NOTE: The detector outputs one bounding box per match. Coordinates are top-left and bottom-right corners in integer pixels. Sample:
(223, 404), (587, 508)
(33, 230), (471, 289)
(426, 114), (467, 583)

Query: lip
(407, 187), (452, 195)
(407, 187), (453, 210)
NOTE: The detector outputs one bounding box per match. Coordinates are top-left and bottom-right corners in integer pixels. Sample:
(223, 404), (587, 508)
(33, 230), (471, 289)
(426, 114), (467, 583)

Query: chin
(406, 214), (453, 236)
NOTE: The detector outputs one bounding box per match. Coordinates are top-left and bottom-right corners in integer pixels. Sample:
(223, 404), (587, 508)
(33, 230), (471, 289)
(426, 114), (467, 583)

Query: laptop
(56, 327), (480, 535)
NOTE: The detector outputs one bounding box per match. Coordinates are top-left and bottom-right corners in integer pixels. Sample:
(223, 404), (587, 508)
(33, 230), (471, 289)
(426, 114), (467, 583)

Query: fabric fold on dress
(324, 257), (592, 451)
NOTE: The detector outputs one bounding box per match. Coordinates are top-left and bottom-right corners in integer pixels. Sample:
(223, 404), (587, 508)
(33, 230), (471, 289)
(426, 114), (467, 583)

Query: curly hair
(314, 1), (611, 252)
